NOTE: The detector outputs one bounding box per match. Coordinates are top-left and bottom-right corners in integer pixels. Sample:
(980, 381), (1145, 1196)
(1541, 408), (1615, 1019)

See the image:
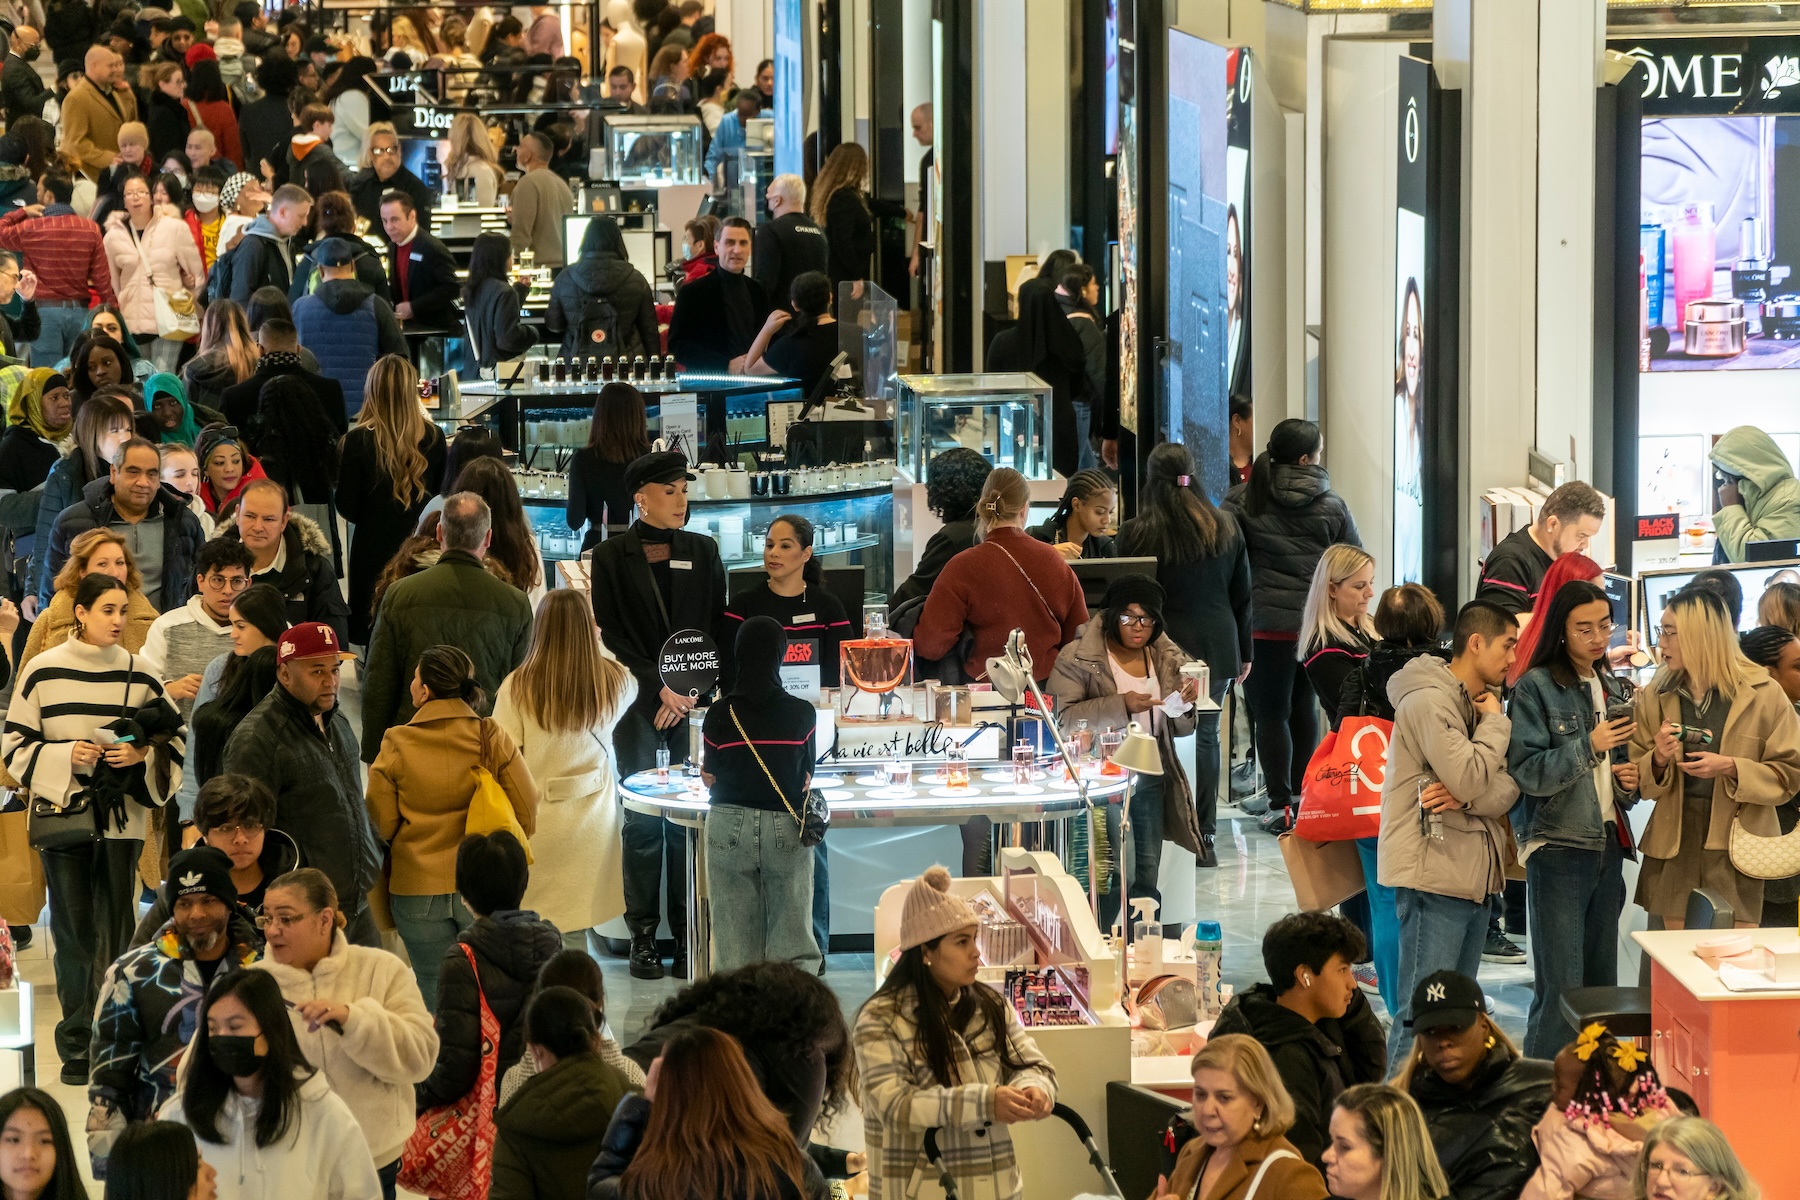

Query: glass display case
(603, 115), (704, 187)
(691, 486), (895, 595)
(840, 282), (899, 408)
(895, 373), (1052, 482)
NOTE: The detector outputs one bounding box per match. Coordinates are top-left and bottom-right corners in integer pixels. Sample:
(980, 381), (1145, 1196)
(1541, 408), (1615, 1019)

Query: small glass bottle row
(534, 355), (678, 388)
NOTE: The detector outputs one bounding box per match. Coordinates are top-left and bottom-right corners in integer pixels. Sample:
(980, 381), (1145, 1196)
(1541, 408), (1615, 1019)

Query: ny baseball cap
(1407, 969), (1486, 1032)
(278, 622), (342, 662)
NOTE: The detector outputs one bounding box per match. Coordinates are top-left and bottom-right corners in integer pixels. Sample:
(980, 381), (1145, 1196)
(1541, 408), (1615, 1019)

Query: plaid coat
(854, 986), (1056, 1200)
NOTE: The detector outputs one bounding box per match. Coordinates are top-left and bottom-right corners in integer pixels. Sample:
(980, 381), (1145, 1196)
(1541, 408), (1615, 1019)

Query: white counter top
(1632, 929), (1800, 1002)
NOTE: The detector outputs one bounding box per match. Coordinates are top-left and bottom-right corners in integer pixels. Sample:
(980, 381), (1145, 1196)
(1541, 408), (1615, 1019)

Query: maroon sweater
(913, 525), (1088, 682)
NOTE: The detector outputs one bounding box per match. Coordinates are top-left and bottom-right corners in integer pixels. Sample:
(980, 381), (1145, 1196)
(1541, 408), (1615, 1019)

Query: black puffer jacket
(415, 910), (562, 1112)
(545, 250), (661, 358)
(1209, 982), (1387, 1167)
(1339, 641), (1450, 724)
(1406, 1044), (1555, 1200)
(1221, 460), (1360, 634)
(221, 513), (349, 644)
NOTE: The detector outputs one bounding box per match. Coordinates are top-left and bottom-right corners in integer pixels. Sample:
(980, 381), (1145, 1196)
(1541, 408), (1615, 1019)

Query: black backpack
(577, 293), (620, 351)
(203, 237), (242, 306)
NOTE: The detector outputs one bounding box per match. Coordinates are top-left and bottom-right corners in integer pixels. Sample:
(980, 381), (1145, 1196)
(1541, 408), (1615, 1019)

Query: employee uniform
(761, 319), (842, 396)
(587, 503), (727, 958)
(752, 211), (829, 313)
(384, 225), (459, 329)
(1475, 526), (1553, 616)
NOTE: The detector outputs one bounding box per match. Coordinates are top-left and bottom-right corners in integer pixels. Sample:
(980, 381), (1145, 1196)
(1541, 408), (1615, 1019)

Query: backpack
(577, 293), (619, 351)
(203, 237), (241, 306)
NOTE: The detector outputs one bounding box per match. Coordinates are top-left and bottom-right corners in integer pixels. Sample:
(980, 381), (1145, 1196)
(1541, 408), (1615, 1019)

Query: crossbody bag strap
(990, 541), (1059, 629)
(727, 702), (803, 832)
(1240, 1149), (1297, 1200)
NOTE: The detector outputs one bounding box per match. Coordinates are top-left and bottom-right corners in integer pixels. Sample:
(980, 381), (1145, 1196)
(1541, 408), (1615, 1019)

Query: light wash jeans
(28, 304), (87, 367)
(705, 804), (820, 973)
(811, 842), (830, 961)
(1389, 886), (1490, 1064)
(1353, 837), (1400, 1017)
(390, 893), (476, 1014)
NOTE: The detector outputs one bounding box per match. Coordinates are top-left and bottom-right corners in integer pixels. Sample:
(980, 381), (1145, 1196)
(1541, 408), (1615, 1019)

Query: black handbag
(729, 703), (830, 847)
(26, 656), (137, 852)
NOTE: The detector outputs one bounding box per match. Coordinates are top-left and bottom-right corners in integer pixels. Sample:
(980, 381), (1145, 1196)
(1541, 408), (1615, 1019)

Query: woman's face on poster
(1403, 285), (1423, 401)
(1225, 209), (1242, 315)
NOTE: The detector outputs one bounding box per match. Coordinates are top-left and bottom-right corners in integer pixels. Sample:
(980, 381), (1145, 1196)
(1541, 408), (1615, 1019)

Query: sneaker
(1238, 792), (1271, 817)
(628, 936), (665, 980)
(1353, 962), (1380, 994)
(7, 924), (30, 950)
(1482, 927), (1527, 964)
(59, 1059), (88, 1086)
(1257, 806), (1295, 836)
(1197, 835), (1218, 869)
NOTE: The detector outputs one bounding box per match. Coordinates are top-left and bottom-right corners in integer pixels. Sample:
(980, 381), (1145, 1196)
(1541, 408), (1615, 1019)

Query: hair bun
(922, 865), (952, 893)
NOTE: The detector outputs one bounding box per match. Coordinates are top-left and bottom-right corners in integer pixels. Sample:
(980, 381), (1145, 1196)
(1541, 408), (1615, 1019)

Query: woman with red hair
(1506, 551), (1602, 686)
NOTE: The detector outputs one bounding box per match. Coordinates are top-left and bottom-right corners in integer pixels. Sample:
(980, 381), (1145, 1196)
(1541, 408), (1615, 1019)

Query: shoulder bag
(729, 702), (828, 847)
(1729, 806), (1800, 879)
(28, 656), (136, 851)
(397, 943), (500, 1200)
(464, 719), (534, 864)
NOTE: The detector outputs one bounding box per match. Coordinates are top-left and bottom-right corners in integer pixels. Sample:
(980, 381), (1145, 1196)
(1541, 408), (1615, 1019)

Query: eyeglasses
(255, 910), (316, 931)
(1645, 1160), (1710, 1183)
(205, 574), (252, 592)
(1659, 626), (1680, 642)
(1117, 613), (1153, 628)
(211, 822), (263, 840)
(1572, 621), (1616, 638)
(371, 145), (401, 157)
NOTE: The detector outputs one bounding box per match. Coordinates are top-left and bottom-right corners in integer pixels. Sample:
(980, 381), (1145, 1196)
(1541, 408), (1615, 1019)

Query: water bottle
(1419, 774), (1444, 841)
(1195, 919), (1224, 1018)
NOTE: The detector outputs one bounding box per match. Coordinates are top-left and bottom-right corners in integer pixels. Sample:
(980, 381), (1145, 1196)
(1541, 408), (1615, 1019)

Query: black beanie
(1101, 573), (1166, 621)
(164, 845), (237, 910)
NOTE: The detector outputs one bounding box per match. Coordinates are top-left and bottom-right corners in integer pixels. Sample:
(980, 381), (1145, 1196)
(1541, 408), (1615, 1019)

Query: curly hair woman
(891, 446), (992, 606)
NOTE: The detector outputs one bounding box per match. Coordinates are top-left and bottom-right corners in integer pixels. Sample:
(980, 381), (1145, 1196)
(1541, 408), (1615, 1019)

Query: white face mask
(193, 192), (220, 212)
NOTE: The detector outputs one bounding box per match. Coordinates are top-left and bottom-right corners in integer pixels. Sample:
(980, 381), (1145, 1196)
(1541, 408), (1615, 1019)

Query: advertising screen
(1394, 57), (1430, 584)
(1163, 31), (1233, 500)
(773, 0), (803, 178)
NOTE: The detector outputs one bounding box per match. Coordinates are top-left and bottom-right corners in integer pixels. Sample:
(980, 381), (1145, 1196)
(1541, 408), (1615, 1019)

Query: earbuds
(1301, 972), (1313, 988)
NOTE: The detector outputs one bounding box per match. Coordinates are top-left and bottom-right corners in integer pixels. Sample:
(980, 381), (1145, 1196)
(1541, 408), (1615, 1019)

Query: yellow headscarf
(5, 367), (72, 444)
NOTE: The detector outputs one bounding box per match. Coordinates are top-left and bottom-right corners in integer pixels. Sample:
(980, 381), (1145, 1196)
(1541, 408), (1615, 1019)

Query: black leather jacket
(1407, 1044), (1556, 1200)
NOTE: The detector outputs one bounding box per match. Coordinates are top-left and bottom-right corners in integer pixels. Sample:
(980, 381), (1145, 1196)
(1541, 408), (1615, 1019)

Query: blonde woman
(809, 141), (873, 286)
(491, 590), (639, 951)
(1756, 580), (1800, 638)
(335, 355), (447, 644)
(442, 112), (504, 207)
(1299, 544), (1377, 732)
(436, 17), (484, 101)
(1322, 1084), (1450, 1200)
(1631, 587), (1800, 926)
(20, 528), (157, 676)
(1634, 1118), (1759, 1200)
(1151, 1033), (1329, 1200)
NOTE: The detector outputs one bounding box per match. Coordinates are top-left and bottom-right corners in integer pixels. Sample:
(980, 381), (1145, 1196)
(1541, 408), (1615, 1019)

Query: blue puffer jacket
(293, 277), (407, 415)
(1505, 665), (1637, 851)
(30, 449), (93, 602)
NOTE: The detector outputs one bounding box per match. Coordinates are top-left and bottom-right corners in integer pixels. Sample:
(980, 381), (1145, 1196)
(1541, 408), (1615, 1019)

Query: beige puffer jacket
(102, 208), (204, 338)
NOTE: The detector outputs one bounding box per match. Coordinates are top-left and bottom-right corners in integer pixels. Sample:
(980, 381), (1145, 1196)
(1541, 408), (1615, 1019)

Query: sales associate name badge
(1634, 512), (1682, 572)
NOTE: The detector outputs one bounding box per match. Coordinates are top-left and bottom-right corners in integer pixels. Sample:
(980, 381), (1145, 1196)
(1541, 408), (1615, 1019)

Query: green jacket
(491, 1052), (635, 1200)
(1711, 425), (1800, 562)
(360, 549), (532, 763)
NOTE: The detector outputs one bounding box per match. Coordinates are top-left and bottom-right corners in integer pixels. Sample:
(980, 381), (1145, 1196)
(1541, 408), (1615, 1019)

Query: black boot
(1197, 835), (1218, 869)
(7, 925), (30, 950)
(629, 935), (665, 980)
(669, 936), (690, 979)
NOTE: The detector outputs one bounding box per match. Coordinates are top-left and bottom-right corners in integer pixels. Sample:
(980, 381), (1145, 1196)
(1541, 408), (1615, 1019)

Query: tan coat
(61, 78), (139, 179)
(366, 698), (541, 895)
(1630, 667), (1800, 858)
(1165, 1132), (1329, 1200)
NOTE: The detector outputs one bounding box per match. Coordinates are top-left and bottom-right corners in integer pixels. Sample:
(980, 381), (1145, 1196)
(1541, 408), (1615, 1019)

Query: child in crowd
(1521, 1023), (1679, 1200)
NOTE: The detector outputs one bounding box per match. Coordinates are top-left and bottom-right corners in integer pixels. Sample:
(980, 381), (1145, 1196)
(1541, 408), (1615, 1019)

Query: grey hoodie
(1375, 653), (1519, 902)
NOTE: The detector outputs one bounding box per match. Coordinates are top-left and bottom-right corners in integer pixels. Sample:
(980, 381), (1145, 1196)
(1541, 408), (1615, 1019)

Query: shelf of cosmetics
(508, 442), (899, 504)
(1642, 209), (1796, 359)
(523, 354), (684, 389)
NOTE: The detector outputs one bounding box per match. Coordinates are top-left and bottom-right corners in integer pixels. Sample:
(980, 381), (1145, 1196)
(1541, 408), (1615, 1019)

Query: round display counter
(620, 765), (1132, 978)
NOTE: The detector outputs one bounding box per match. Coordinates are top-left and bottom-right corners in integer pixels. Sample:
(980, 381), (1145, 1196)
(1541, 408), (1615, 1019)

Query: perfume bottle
(1671, 201), (1717, 322)
(633, 355), (648, 382)
(1733, 216), (1771, 334)
(553, 357), (567, 385)
(602, 356), (616, 382)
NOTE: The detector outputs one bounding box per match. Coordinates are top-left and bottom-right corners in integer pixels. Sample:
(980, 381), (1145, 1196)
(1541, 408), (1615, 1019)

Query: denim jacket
(1506, 664), (1635, 851)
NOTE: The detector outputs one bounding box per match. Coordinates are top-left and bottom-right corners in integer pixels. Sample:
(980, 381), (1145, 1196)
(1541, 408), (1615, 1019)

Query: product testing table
(620, 765), (1133, 978)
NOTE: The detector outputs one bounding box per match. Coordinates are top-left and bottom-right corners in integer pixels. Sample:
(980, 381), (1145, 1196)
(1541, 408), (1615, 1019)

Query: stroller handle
(1052, 1103), (1095, 1143)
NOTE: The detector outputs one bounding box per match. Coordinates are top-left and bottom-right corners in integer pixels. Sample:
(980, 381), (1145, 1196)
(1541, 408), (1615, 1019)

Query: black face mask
(21, 45), (39, 62)
(207, 1034), (265, 1078)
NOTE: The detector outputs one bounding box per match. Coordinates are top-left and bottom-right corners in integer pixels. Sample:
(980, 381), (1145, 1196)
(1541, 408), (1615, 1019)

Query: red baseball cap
(278, 623), (341, 662)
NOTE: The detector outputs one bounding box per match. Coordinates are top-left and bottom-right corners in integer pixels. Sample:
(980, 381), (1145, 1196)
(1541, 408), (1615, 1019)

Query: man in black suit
(348, 124), (433, 228)
(379, 190), (458, 329)
(667, 217), (769, 372)
(0, 23), (51, 124)
(219, 318), (349, 442)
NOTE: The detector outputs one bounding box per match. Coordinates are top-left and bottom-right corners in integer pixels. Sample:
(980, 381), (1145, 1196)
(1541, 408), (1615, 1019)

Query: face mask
(23, 45), (40, 62)
(193, 192), (219, 212)
(208, 1034), (264, 1078)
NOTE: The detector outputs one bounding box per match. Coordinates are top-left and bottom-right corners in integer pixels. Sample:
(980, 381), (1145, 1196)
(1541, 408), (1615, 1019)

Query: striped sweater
(2, 637), (184, 841)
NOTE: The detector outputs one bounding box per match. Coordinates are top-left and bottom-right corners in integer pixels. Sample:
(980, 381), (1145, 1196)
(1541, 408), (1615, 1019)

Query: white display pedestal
(0, 981), (35, 1092)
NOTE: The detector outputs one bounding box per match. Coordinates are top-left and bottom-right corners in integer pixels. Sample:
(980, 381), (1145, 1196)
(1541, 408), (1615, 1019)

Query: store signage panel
(1393, 57), (1430, 586)
(1608, 37), (1800, 116)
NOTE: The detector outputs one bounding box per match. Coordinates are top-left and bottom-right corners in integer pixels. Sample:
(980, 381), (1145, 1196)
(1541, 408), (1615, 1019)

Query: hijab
(146, 372), (202, 447)
(5, 367), (71, 444)
(729, 614), (789, 703)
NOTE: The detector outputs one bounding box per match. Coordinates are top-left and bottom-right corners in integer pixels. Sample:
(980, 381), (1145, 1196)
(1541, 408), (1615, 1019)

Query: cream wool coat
(252, 930), (438, 1168)
(490, 666), (638, 933)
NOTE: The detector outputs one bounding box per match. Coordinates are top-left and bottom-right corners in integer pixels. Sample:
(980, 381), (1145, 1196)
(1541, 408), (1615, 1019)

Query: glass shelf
(895, 373), (1052, 481)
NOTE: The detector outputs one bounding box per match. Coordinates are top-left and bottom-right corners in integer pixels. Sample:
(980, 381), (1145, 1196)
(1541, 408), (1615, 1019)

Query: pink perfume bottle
(1671, 202), (1717, 324)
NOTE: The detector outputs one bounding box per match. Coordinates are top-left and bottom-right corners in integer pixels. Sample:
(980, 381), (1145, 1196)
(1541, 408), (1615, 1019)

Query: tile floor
(10, 737), (1541, 1194)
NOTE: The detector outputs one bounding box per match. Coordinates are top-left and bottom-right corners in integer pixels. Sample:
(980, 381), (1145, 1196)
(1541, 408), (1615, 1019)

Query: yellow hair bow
(1574, 1023), (1606, 1062)
(1612, 1042), (1648, 1072)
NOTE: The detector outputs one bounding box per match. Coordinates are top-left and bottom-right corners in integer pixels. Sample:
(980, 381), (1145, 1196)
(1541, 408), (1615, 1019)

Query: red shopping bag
(1294, 714), (1392, 842)
(397, 944), (497, 1200)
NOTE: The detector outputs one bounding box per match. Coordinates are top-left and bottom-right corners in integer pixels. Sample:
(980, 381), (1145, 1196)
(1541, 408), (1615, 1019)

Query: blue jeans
(811, 842), (830, 960)
(1072, 401), (1097, 471)
(389, 893), (475, 1014)
(1524, 834), (1626, 1058)
(1390, 886), (1490, 1064)
(1354, 837), (1400, 1016)
(29, 304), (87, 367)
(705, 805), (820, 973)
(1098, 772), (1166, 932)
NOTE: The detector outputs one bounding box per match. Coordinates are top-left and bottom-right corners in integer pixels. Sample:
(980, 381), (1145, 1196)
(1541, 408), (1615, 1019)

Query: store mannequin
(604, 0), (647, 104)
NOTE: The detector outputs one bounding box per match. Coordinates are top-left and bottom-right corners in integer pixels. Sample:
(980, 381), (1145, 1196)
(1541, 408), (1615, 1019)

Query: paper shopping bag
(0, 808), (46, 925)
(1278, 832), (1366, 911)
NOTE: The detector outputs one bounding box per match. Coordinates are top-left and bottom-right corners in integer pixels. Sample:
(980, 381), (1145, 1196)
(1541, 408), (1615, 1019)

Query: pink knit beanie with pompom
(898, 865), (980, 950)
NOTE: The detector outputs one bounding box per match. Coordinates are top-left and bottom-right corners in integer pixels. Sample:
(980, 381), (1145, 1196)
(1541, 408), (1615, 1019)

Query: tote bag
(1295, 714), (1392, 842)
(397, 943), (499, 1200)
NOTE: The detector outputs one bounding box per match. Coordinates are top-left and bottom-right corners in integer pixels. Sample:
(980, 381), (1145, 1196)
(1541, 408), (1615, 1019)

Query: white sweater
(1, 637), (182, 841)
(162, 1070), (382, 1200)
(253, 931), (438, 1167)
(490, 668), (637, 932)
